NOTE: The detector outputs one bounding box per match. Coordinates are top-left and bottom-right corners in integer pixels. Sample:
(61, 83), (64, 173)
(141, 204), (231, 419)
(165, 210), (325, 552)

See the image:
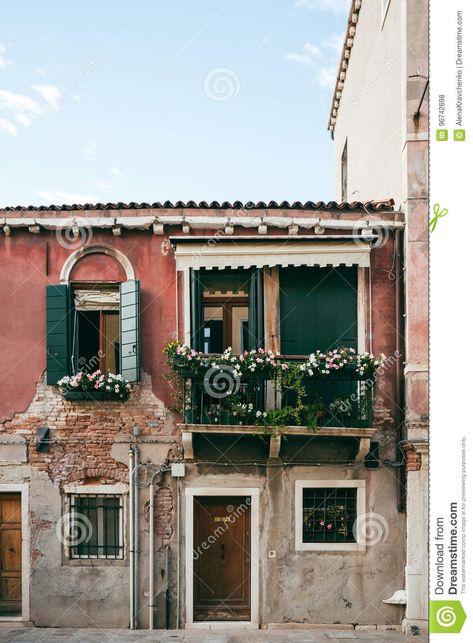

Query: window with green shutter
(46, 280), (141, 384)
(46, 284), (73, 384)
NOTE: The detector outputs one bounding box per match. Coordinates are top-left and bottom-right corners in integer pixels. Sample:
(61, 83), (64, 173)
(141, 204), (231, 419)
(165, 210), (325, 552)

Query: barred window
(302, 487), (357, 543)
(68, 494), (124, 559)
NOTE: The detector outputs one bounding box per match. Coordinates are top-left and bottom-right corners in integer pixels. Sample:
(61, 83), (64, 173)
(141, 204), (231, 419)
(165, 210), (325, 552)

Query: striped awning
(174, 240), (371, 271)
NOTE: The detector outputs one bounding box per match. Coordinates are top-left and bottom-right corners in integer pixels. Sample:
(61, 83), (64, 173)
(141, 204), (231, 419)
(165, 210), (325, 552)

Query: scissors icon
(429, 203), (448, 232)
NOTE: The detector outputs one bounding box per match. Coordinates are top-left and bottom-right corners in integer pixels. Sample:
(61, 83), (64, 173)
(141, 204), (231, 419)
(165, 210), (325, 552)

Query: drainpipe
(148, 469), (163, 630)
(128, 448), (135, 629)
(149, 478), (155, 629)
(395, 229), (406, 511)
(133, 445), (140, 626)
(176, 476), (181, 629)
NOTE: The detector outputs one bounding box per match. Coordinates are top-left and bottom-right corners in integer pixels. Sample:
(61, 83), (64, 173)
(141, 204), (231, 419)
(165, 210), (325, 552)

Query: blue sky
(0, 0), (350, 207)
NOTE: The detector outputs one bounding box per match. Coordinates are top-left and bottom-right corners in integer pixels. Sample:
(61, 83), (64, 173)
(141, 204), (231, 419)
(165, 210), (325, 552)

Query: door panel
(193, 496), (251, 621)
(0, 494), (22, 616)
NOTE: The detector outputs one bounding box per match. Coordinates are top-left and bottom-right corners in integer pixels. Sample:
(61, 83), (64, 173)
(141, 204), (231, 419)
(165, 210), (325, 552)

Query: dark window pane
(302, 487), (357, 543)
(69, 494), (123, 559)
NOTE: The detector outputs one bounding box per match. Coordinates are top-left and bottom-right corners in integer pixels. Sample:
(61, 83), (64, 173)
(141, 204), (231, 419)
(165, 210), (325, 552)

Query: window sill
(295, 542), (366, 552)
(62, 557), (128, 567)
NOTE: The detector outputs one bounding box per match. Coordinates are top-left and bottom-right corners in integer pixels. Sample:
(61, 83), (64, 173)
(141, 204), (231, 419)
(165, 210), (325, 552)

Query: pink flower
(327, 523), (333, 530)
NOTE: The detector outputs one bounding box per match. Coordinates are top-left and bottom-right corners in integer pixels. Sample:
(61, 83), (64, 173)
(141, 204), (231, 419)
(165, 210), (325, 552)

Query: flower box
(63, 390), (104, 401)
(58, 370), (132, 402)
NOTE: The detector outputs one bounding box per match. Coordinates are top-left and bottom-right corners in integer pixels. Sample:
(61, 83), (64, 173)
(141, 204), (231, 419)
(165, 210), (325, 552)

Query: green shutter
(46, 284), (72, 384)
(280, 267), (357, 354)
(248, 267), (264, 350)
(120, 280), (141, 382)
(190, 269), (204, 351)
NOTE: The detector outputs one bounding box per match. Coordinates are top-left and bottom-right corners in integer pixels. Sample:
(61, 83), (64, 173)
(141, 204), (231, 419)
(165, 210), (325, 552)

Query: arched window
(46, 246), (141, 384)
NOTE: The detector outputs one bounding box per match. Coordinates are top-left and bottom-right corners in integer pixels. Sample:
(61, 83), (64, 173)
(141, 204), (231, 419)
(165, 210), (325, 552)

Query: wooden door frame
(0, 484), (29, 622)
(184, 487), (260, 629)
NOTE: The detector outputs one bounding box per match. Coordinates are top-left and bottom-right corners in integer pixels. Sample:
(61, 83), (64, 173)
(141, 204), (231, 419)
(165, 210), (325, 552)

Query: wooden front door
(193, 496), (251, 621)
(0, 494), (22, 616)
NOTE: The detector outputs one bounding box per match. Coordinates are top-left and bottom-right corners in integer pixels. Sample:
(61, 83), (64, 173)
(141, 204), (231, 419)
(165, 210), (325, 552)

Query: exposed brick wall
(144, 485), (174, 542)
(402, 442), (422, 472)
(0, 371), (173, 489)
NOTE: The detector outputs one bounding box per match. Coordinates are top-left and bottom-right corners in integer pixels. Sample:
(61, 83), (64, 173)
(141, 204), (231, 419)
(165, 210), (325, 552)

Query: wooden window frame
(203, 296), (249, 353)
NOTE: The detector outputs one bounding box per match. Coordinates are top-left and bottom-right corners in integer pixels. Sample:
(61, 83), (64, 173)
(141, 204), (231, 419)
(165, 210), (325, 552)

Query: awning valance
(74, 288), (120, 311)
(174, 240), (370, 271)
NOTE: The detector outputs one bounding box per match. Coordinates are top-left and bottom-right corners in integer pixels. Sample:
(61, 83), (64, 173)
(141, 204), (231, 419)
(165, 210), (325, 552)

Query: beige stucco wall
(333, 0), (404, 205)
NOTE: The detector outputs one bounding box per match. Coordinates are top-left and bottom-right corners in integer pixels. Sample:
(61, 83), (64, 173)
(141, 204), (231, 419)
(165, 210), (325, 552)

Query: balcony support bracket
(182, 431), (194, 460)
(356, 437), (371, 462)
(268, 434), (282, 460)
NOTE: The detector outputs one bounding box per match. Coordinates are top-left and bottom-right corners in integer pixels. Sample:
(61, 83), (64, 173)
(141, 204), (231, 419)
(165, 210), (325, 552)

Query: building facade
(0, 200), (410, 631)
(328, 0), (429, 635)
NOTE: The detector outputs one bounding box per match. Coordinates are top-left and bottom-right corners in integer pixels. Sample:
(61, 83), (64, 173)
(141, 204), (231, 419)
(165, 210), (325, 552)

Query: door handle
(220, 544), (225, 560)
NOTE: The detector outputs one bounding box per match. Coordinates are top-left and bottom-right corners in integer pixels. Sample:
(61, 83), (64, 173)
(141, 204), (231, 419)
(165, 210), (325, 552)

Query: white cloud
(110, 166), (123, 178)
(32, 84), (62, 111)
(94, 180), (112, 191)
(0, 43), (10, 69)
(84, 138), (98, 161)
(36, 190), (99, 205)
(284, 42), (321, 66)
(0, 89), (42, 115)
(0, 117), (16, 136)
(284, 52), (311, 65)
(322, 31), (345, 54)
(295, 0), (350, 14)
(15, 113), (32, 127)
(304, 42), (321, 57)
(317, 66), (338, 89)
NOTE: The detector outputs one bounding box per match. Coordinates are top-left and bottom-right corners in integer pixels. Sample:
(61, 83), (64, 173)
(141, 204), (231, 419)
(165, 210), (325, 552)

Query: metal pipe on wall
(176, 477), (180, 629)
(128, 449), (135, 629)
(394, 229), (406, 511)
(133, 446), (140, 626)
(148, 480), (155, 629)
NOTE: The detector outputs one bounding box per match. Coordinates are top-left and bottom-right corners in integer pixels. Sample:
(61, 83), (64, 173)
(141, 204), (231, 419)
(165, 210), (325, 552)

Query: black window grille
(302, 487), (357, 543)
(68, 494), (124, 559)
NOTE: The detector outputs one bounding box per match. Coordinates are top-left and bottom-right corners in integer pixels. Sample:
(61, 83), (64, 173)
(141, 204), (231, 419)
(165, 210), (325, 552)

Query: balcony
(164, 344), (382, 461)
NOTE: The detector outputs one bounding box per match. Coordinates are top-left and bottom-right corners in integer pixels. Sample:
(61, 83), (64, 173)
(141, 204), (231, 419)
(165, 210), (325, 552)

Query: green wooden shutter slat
(248, 267), (264, 350)
(120, 279), (141, 382)
(46, 284), (71, 384)
(190, 269), (204, 351)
